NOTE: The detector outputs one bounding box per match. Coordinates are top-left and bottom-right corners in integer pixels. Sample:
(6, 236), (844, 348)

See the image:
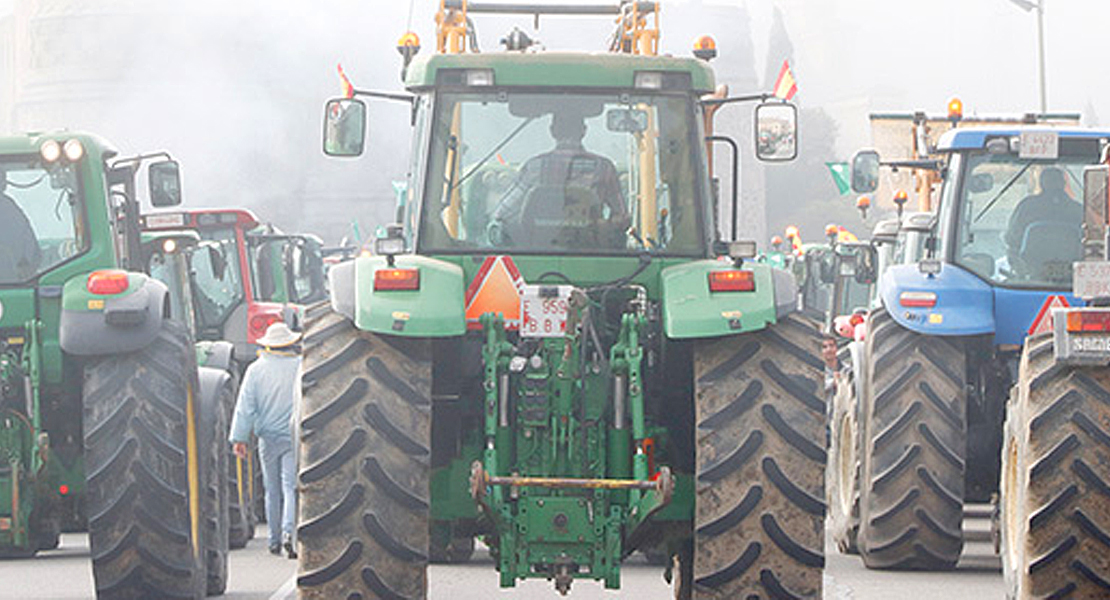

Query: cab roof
(404, 52), (715, 93)
(0, 131), (117, 160)
(936, 126), (1110, 152)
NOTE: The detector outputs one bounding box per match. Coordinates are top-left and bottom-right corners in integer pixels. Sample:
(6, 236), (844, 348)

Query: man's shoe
(269, 543), (281, 556)
(283, 536), (297, 559)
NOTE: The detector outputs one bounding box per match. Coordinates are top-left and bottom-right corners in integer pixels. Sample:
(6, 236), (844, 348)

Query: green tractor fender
(58, 272), (170, 356)
(660, 260), (797, 339)
(329, 254), (465, 337)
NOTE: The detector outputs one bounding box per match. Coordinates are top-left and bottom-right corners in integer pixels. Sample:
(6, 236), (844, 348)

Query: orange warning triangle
(465, 256), (524, 328)
(1028, 295), (1069, 336)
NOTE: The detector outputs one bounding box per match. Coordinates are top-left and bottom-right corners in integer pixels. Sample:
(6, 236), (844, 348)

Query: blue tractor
(845, 126), (1110, 571)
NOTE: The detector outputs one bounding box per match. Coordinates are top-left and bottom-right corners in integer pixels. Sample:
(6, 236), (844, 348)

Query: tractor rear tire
(83, 319), (207, 599)
(858, 308), (966, 570)
(201, 379), (231, 595)
(688, 314), (825, 599)
(1002, 333), (1110, 599)
(296, 311), (432, 600)
(827, 359), (861, 555)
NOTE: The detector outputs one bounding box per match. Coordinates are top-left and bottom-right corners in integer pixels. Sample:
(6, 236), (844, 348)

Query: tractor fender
(196, 340), (236, 373)
(878, 262), (994, 336)
(661, 260), (783, 339)
(328, 259), (357, 322)
(59, 274), (170, 356)
(349, 254), (465, 337)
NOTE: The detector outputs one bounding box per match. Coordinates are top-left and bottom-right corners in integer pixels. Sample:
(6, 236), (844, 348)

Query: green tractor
(298, 3), (825, 598)
(0, 132), (228, 597)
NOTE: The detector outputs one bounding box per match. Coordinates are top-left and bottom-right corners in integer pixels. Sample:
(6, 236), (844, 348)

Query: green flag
(826, 162), (851, 195)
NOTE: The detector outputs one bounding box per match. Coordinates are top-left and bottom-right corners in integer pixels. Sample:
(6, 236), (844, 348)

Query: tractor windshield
(952, 146), (1097, 288)
(190, 232), (244, 329)
(0, 158), (86, 284)
(418, 90), (708, 256)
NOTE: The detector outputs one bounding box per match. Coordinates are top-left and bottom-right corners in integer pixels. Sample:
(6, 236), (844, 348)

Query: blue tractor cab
(844, 126), (1110, 570)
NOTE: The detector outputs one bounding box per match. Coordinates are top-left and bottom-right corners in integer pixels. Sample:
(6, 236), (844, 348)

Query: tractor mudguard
(343, 254), (465, 337)
(878, 262), (993, 336)
(328, 260), (356, 321)
(660, 260), (794, 339)
(197, 340), (236, 373)
(59, 274), (170, 356)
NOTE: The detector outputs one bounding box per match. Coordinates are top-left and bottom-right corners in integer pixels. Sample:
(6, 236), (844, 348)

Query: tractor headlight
(40, 140), (61, 163)
(63, 139), (84, 162)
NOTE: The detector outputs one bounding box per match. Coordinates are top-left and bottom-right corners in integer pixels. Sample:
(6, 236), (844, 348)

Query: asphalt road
(0, 521), (1005, 599)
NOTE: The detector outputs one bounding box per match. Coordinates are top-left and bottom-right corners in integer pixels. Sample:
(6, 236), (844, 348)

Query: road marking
(269, 575), (296, 600)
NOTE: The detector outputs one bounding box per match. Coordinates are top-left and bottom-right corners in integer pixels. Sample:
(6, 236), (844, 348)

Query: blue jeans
(258, 436), (296, 548)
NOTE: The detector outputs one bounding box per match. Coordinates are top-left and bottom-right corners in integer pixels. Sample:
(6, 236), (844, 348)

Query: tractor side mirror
(323, 98), (367, 157)
(1083, 165), (1108, 253)
(854, 245), (878, 285)
(149, 160), (182, 207)
(754, 102), (797, 162)
(850, 150), (880, 194)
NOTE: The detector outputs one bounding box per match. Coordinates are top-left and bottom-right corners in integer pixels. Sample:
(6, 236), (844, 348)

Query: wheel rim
(1003, 435), (1021, 568)
(836, 411), (856, 516)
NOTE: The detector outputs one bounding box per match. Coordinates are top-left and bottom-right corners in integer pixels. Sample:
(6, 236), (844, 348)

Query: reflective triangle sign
(465, 256), (525, 329)
(1028, 295), (1069, 336)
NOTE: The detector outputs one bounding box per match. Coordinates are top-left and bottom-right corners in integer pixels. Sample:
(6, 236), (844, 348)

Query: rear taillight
(87, 270), (130, 295)
(1066, 310), (1110, 332)
(250, 314), (281, 336)
(708, 270), (755, 293)
(899, 291), (936, 308)
(375, 268), (420, 291)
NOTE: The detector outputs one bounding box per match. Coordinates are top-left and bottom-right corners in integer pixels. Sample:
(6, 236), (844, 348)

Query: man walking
(230, 322), (302, 558)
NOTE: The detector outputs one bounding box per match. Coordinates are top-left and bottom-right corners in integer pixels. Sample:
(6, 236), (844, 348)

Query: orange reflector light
(947, 97), (963, 120)
(708, 270), (755, 292)
(87, 270), (129, 295)
(59, 484), (69, 496)
(893, 190), (909, 206)
(857, 195), (871, 209)
(825, 223), (839, 237)
(771, 235), (784, 246)
(899, 291), (937, 308)
(375, 268), (420, 291)
(1066, 310), (1110, 333)
(398, 31), (420, 48)
(785, 225), (800, 238)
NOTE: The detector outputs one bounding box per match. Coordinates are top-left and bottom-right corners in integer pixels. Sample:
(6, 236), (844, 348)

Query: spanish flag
(773, 59), (797, 101)
(337, 63), (355, 99)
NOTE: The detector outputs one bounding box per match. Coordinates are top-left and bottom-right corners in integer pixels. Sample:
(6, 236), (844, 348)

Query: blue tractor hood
(879, 262), (994, 337)
(880, 263), (1079, 345)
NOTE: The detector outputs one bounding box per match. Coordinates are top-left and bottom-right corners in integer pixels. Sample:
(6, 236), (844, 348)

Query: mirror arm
(352, 89), (415, 105)
(883, 159), (941, 172)
(706, 135), (740, 241)
(701, 92), (776, 108)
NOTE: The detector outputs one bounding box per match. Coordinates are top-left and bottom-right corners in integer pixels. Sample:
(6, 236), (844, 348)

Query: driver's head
(550, 113), (586, 146)
(1040, 167), (1066, 195)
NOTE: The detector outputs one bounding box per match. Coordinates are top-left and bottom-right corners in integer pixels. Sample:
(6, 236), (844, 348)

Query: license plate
(1074, 261), (1110, 299)
(520, 285), (572, 338)
(1019, 131), (1059, 160)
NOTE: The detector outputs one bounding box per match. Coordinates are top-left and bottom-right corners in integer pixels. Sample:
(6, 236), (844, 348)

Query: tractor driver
(489, 112), (628, 248)
(0, 165), (42, 281)
(1003, 167), (1082, 277)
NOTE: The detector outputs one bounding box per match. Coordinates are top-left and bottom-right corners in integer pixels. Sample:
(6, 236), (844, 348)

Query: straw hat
(257, 322), (302, 348)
